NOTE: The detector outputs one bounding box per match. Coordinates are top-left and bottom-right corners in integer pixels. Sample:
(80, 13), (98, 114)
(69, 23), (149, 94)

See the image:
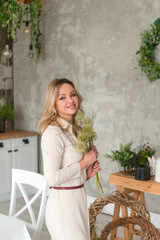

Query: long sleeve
(41, 126), (81, 186)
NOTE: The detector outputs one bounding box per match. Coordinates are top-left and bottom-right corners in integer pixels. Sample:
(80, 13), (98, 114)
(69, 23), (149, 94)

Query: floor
(0, 196), (141, 240)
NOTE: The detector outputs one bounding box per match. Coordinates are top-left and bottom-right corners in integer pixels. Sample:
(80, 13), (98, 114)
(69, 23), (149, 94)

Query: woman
(39, 78), (101, 240)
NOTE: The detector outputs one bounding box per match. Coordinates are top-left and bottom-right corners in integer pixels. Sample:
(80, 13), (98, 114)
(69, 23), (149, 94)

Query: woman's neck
(58, 116), (73, 124)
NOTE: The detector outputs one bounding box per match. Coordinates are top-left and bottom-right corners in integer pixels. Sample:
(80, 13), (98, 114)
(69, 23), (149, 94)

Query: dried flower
(75, 112), (103, 198)
(84, 117), (94, 126)
(75, 113), (97, 153)
(75, 139), (89, 154)
(75, 112), (84, 125)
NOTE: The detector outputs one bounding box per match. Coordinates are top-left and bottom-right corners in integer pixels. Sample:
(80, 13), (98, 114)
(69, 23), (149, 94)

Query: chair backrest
(9, 168), (48, 240)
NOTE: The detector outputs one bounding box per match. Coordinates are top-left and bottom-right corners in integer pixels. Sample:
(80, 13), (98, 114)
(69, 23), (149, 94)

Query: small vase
(135, 165), (150, 181)
(0, 119), (5, 133)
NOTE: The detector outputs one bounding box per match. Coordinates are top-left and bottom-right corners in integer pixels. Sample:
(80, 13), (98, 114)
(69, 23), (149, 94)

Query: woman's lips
(67, 104), (75, 109)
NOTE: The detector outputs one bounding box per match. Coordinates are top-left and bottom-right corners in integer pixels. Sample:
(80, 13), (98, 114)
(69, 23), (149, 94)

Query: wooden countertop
(109, 172), (160, 196)
(0, 130), (39, 140)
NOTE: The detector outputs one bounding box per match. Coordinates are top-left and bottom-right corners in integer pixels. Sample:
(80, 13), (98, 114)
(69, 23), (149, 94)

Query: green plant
(104, 142), (156, 173)
(93, 227), (100, 240)
(0, 103), (14, 121)
(0, 0), (42, 62)
(105, 142), (137, 172)
(136, 18), (160, 82)
(136, 142), (156, 165)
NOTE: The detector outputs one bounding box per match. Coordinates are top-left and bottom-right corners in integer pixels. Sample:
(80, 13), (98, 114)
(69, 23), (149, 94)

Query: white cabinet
(0, 132), (38, 202)
(12, 136), (37, 172)
(0, 140), (12, 196)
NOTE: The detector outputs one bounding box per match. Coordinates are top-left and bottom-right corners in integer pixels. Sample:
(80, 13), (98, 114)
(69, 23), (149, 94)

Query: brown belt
(49, 183), (84, 190)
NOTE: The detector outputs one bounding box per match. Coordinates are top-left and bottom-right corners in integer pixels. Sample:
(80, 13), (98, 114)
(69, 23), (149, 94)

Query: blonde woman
(39, 78), (101, 240)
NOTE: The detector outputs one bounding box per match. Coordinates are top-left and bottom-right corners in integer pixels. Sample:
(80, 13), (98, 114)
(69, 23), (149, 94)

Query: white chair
(9, 169), (48, 240)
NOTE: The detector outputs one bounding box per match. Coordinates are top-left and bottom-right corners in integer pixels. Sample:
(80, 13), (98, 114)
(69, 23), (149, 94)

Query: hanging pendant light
(29, 44), (34, 58)
(2, 39), (12, 59)
(23, 20), (30, 35)
(23, 1), (30, 35)
(28, 26), (34, 58)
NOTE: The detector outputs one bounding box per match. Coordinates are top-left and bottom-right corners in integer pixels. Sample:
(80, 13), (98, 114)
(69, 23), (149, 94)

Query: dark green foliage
(105, 142), (138, 171)
(104, 142), (156, 172)
(136, 18), (160, 82)
(29, 0), (42, 63)
(0, 0), (42, 62)
(136, 143), (156, 165)
(0, 103), (14, 121)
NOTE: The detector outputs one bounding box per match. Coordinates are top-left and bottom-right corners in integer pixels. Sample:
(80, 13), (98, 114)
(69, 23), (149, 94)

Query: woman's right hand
(78, 146), (99, 169)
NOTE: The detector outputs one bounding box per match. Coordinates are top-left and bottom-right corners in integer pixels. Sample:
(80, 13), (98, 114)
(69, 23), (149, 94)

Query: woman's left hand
(86, 160), (101, 179)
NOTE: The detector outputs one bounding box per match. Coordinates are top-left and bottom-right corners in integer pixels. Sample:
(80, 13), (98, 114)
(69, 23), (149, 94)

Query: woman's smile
(56, 83), (79, 122)
(67, 104), (76, 109)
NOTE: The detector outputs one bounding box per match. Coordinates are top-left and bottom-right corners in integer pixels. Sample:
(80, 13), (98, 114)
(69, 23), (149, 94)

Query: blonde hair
(38, 78), (83, 134)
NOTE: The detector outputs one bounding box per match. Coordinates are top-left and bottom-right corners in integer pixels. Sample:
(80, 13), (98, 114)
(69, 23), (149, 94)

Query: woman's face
(55, 83), (79, 122)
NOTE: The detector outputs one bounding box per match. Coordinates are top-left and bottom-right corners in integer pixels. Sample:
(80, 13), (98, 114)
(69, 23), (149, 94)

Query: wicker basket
(89, 191), (159, 240)
(101, 216), (160, 240)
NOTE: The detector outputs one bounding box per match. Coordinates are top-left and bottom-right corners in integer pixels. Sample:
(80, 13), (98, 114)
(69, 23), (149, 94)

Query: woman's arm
(41, 127), (81, 186)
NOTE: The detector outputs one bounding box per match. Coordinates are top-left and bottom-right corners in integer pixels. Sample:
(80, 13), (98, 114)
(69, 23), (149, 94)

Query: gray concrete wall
(0, 23), (13, 129)
(0, 23), (12, 102)
(13, 0), (160, 213)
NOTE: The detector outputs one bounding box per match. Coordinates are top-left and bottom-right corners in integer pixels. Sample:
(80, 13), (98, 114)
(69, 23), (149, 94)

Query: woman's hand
(78, 146), (99, 169)
(86, 160), (101, 179)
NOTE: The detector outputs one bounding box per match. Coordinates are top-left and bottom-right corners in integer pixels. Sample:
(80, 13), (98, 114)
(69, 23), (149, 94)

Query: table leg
(110, 203), (120, 240)
(138, 192), (145, 207)
(118, 186), (132, 240)
(128, 191), (145, 239)
(128, 191), (139, 240)
(110, 187), (145, 240)
(121, 205), (132, 240)
(110, 186), (132, 240)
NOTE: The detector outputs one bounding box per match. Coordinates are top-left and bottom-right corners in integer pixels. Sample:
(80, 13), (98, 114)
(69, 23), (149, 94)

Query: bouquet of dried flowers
(75, 112), (103, 198)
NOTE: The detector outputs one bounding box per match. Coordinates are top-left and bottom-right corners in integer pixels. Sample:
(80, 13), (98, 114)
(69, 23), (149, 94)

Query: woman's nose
(67, 96), (73, 102)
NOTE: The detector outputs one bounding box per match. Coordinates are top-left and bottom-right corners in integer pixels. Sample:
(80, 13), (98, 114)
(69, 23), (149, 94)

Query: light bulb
(23, 21), (30, 35)
(29, 44), (34, 58)
(2, 40), (12, 59)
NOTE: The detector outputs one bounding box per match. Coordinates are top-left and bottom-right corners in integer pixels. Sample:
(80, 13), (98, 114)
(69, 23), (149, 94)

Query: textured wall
(0, 23), (12, 102)
(14, 0), (160, 213)
(0, 22), (13, 130)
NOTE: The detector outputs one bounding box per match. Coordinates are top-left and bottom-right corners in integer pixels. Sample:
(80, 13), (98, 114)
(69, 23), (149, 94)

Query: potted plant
(104, 142), (156, 174)
(0, 0), (42, 62)
(0, 103), (14, 133)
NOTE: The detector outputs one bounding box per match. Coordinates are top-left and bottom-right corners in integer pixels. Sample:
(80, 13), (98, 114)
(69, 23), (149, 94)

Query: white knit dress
(41, 118), (90, 240)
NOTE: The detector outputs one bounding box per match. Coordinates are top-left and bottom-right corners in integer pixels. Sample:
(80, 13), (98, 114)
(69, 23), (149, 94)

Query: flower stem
(96, 173), (104, 198)
(96, 172), (104, 193)
(96, 173), (100, 198)
(89, 137), (103, 198)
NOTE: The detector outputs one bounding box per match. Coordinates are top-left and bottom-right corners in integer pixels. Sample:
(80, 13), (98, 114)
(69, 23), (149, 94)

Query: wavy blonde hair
(38, 78), (83, 134)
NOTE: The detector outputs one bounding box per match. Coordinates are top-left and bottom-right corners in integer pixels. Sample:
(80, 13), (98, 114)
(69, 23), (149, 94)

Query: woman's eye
(59, 97), (65, 100)
(71, 93), (77, 97)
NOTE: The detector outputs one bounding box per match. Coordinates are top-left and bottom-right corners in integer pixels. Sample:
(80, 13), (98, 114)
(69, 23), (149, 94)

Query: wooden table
(0, 129), (39, 140)
(109, 172), (160, 240)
